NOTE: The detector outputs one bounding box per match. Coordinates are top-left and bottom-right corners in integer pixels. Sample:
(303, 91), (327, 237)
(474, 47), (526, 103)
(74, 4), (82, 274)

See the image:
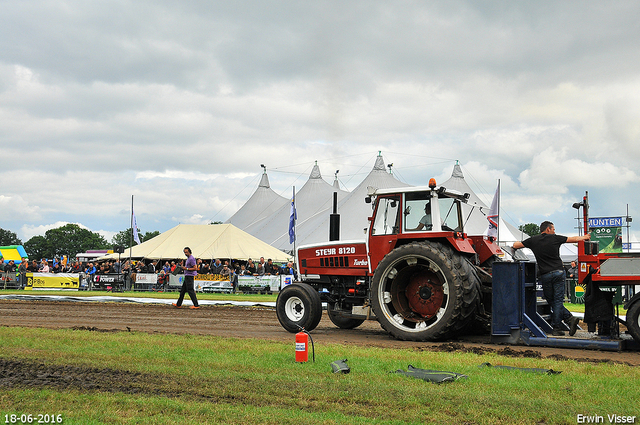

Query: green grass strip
(1, 327), (637, 424)
(0, 290), (276, 303)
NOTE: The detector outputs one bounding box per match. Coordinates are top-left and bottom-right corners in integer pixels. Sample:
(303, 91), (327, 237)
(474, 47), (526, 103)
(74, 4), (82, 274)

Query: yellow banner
(196, 273), (229, 282)
(25, 273), (80, 290)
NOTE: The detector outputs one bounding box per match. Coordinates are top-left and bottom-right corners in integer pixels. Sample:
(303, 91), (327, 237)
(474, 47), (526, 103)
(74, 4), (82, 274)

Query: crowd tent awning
(102, 224), (291, 263)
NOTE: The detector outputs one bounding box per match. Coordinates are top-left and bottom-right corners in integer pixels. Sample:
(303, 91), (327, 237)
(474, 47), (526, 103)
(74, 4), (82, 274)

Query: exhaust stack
(329, 192), (340, 241)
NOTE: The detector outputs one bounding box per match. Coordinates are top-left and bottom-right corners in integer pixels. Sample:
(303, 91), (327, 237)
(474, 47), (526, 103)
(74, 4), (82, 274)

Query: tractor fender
(445, 236), (476, 255)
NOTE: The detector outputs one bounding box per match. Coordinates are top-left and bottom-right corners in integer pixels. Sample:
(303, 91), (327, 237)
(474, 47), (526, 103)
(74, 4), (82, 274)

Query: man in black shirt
(513, 221), (590, 336)
(211, 259), (224, 275)
(264, 258), (279, 275)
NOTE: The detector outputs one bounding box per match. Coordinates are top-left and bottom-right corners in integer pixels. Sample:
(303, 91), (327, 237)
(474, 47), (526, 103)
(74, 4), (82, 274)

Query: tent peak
(373, 154), (386, 171)
(259, 172), (271, 188)
(309, 162), (322, 179)
(451, 163), (464, 179)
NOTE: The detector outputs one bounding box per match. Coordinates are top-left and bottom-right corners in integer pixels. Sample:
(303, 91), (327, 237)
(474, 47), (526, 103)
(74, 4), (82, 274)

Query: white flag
(132, 208), (141, 245)
(487, 180), (500, 239)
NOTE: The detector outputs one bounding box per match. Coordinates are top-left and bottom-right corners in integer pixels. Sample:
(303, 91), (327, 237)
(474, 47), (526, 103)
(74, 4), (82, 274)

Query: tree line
(0, 225), (159, 260)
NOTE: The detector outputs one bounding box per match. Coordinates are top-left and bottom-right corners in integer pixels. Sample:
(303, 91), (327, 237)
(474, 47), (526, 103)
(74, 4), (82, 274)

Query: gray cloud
(1, 1), (639, 243)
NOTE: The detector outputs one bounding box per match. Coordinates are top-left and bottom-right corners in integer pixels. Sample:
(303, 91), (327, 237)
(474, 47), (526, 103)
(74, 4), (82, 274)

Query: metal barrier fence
(1, 272), (20, 289)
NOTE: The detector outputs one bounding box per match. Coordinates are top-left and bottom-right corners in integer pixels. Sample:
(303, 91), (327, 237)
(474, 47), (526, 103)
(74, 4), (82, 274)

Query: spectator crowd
(1, 254), (297, 291)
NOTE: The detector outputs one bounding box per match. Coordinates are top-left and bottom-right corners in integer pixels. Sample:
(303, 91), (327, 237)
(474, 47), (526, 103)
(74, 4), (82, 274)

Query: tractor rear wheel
(371, 241), (480, 341)
(327, 303), (366, 329)
(627, 301), (640, 344)
(276, 283), (323, 333)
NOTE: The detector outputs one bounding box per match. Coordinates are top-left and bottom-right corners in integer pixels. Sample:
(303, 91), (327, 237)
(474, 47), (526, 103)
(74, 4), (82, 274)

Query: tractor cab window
(404, 192), (432, 231)
(372, 196), (400, 235)
(404, 191), (463, 232)
(438, 197), (462, 232)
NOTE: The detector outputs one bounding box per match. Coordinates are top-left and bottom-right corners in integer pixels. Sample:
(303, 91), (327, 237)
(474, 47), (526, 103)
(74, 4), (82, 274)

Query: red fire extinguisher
(295, 328), (314, 362)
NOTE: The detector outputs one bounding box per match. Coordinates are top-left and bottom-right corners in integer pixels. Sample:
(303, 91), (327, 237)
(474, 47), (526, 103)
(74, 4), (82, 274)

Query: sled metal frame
(491, 261), (636, 352)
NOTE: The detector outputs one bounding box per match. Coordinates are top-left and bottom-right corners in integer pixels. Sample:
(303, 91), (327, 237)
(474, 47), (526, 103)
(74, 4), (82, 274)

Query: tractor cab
(366, 178), (481, 271)
(368, 178), (469, 235)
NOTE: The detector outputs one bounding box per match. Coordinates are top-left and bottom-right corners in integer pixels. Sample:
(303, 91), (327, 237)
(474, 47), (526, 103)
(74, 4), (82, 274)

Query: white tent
(103, 224), (291, 262)
(225, 170), (289, 231)
(439, 164), (582, 262)
(240, 162), (349, 250)
(298, 153), (410, 246)
(440, 163), (523, 243)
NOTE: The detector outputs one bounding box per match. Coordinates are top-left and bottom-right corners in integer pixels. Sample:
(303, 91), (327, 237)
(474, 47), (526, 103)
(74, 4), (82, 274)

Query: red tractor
(574, 193), (640, 344)
(276, 178), (502, 341)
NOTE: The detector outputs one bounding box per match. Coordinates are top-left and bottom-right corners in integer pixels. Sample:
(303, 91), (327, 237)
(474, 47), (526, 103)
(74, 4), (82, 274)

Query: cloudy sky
(2, 1), (639, 245)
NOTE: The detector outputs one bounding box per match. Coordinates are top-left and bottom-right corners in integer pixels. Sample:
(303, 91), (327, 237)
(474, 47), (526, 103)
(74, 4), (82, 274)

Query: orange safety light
(428, 178), (437, 188)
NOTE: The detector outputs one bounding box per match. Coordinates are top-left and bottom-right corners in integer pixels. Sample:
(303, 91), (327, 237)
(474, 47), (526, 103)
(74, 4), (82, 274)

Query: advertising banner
(133, 273), (158, 291)
(136, 273), (158, 284)
(25, 273), (80, 290)
(570, 280), (622, 304)
(195, 274), (233, 293)
(168, 274), (184, 289)
(169, 274), (295, 293)
(589, 216), (624, 254)
(589, 226), (623, 253)
(238, 275), (281, 292)
(92, 274), (125, 290)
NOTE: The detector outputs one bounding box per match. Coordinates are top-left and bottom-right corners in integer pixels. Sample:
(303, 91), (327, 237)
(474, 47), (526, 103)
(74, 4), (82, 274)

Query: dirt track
(1, 299), (639, 365)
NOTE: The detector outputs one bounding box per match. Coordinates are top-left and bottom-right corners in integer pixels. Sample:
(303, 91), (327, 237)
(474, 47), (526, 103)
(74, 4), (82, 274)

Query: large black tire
(370, 241), (480, 341)
(327, 303), (366, 329)
(276, 283), (323, 333)
(627, 301), (640, 344)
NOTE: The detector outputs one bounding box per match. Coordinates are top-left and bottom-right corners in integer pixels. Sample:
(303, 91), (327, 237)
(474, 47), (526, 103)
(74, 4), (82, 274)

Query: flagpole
(496, 179), (500, 245)
(292, 186), (297, 273)
(486, 180), (500, 244)
(130, 195), (133, 269)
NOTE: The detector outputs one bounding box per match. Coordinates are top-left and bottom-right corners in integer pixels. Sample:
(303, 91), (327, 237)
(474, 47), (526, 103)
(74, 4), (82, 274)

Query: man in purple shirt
(172, 247), (200, 309)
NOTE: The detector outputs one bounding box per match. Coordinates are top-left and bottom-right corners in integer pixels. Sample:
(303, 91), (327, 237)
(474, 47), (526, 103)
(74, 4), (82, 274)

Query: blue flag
(289, 189), (297, 244)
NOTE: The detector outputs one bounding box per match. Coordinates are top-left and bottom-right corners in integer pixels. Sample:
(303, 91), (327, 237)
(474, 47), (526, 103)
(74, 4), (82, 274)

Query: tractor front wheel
(276, 283), (323, 333)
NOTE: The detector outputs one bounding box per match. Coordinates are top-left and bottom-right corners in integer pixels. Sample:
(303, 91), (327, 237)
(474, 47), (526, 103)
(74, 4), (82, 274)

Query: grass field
(0, 289), (277, 303)
(1, 326), (638, 425)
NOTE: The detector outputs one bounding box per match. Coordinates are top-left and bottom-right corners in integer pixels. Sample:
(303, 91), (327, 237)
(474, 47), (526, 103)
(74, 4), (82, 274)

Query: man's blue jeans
(539, 270), (572, 329)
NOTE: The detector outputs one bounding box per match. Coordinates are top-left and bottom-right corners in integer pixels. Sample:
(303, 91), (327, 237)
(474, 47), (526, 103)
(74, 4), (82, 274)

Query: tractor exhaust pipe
(329, 192), (340, 241)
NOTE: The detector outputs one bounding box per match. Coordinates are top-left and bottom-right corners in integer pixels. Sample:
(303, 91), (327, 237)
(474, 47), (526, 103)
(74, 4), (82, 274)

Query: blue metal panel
(490, 261), (633, 351)
(491, 262), (522, 335)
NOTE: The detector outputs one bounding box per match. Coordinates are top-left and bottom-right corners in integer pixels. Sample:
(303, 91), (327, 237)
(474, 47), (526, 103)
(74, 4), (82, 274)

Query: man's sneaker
(551, 328), (565, 336)
(172, 303), (181, 308)
(190, 306), (200, 309)
(568, 316), (580, 336)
